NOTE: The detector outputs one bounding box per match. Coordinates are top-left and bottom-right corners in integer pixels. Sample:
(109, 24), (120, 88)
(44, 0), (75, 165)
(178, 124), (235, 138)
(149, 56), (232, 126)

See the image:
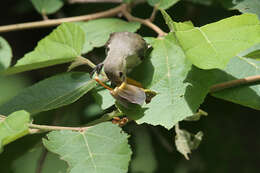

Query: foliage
(31, 0), (63, 15)
(0, 37), (12, 71)
(0, 0), (260, 172)
(43, 122), (131, 173)
(0, 110), (30, 152)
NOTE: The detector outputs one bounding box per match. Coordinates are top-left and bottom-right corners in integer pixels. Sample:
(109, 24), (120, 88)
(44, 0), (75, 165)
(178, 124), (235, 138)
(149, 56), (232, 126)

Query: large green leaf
(0, 37), (12, 71)
(12, 144), (67, 173)
(2, 23), (85, 75)
(147, 0), (180, 9)
(78, 18), (141, 54)
(131, 34), (191, 129)
(161, 10), (260, 110)
(173, 13), (260, 69)
(0, 110), (30, 151)
(31, 0), (63, 15)
(0, 72), (96, 115)
(43, 122), (132, 173)
(131, 34), (215, 129)
(211, 56), (260, 110)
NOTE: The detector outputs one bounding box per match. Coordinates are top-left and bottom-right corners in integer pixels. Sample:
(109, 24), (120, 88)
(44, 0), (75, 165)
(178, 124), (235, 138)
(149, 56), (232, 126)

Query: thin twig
(0, 4), (125, 33)
(121, 7), (166, 37)
(149, 5), (158, 22)
(210, 75), (260, 92)
(29, 124), (89, 132)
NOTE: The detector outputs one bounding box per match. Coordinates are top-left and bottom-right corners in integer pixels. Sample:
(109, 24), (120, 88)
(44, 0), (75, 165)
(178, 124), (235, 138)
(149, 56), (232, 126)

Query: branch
(210, 75), (260, 92)
(0, 4), (125, 33)
(28, 124), (89, 132)
(121, 6), (166, 37)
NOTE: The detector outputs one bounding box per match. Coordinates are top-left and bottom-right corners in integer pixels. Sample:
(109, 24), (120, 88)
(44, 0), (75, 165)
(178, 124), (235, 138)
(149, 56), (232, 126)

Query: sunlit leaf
(0, 72), (96, 115)
(0, 110), (30, 151)
(78, 18), (141, 54)
(173, 13), (260, 69)
(131, 33), (192, 129)
(0, 37), (12, 71)
(132, 33), (216, 129)
(2, 23), (85, 75)
(31, 0), (63, 15)
(43, 122), (132, 173)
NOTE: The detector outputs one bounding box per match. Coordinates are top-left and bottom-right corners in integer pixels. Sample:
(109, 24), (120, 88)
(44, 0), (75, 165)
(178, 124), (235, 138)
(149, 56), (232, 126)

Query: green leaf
(211, 56), (260, 110)
(175, 124), (203, 160)
(132, 33), (193, 129)
(43, 122), (132, 173)
(161, 9), (194, 32)
(0, 110), (30, 151)
(174, 13), (260, 69)
(12, 144), (67, 173)
(0, 37), (12, 71)
(2, 23), (85, 75)
(0, 72), (96, 115)
(31, 0), (63, 15)
(147, 0), (180, 9)
(97, 89), (115, 110)
(116, 102), (147, 120)
(0, 76), (30, 106)
(160, 9), (175, 31)
(78, 18), (141, 54)
(131, 34), (215, 129)
(243, 43), (260, 60)
(228, 0), (260, 19)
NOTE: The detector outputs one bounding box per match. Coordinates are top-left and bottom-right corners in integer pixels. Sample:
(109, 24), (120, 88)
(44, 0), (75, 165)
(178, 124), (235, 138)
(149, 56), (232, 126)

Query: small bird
(94, 32), (148, 85)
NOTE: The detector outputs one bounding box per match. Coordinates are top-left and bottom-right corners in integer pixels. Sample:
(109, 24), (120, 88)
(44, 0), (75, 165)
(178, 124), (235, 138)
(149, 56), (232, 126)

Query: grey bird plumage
(102, 32), (148, 85)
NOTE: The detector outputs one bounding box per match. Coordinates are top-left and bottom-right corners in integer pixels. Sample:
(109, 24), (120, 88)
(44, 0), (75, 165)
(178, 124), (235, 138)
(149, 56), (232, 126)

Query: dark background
(0, 0), (259, 173)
